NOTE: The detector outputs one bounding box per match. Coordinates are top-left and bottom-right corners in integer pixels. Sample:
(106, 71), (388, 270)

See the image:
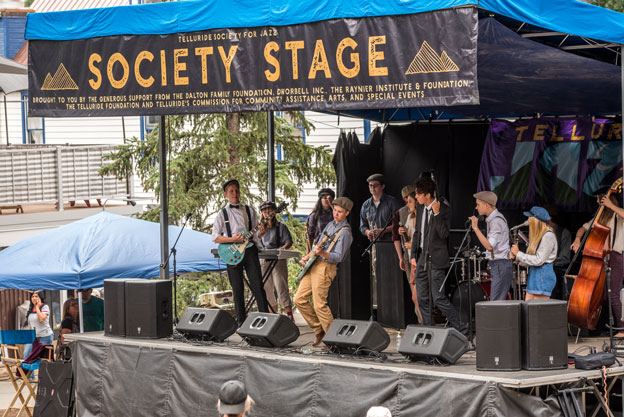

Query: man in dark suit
(409, 177), (466, 335)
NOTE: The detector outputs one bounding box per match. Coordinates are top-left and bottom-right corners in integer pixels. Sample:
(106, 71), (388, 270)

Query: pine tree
(100, 111), (335, 233)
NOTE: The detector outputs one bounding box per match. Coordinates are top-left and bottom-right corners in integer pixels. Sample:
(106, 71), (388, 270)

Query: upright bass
(568, 178), (623, 329)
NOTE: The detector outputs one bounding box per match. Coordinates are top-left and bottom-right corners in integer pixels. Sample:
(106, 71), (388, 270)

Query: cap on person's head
(401, 185), (415, 198)
(332, 196), (353, 212)
(318, 188), (336, 199)
(473, 191), (497, 207)
(218, 380), (247, 415)
(222, 179), (239, 192)
(523, 206), (551, 223)
(260, 200), (277, 211)
(367, 173), (385, 184)
(367, 406), (392, 417)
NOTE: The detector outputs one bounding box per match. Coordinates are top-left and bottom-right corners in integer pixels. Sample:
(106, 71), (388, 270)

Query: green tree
(101, 112), (335, 230)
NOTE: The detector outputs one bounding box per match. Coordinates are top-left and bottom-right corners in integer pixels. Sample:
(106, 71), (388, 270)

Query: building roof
(30, 0), (131, 12)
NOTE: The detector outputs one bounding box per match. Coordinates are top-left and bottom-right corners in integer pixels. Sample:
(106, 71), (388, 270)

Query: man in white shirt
(213, 179), (268, 325)
(469, 191), (513, 300)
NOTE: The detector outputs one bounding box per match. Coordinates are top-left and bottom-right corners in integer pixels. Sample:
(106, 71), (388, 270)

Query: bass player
(294, 197), (354, 347)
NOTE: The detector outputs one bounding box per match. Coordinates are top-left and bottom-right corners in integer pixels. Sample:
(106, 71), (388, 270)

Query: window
(21, 92), (45, 144)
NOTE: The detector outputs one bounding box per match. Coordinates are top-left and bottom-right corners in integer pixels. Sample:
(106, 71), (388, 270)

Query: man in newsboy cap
(295, 196), (354, 347)
(468, 191), (513, 301)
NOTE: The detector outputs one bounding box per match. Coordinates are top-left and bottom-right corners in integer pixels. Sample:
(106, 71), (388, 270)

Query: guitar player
(213, 179), (269, 326)
(294, 197), (354, 347)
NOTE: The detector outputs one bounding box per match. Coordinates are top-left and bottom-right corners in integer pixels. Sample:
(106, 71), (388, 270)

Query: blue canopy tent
(0, 211), (224, 290)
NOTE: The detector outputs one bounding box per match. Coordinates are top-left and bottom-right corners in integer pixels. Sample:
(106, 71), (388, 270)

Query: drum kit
(450, 246), (528, 323)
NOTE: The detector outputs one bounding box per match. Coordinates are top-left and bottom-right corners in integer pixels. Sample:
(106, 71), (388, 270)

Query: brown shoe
(313, 331), (325, 347)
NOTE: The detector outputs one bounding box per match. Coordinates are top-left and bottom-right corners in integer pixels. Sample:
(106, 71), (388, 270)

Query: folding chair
(0, 330), (53, 417)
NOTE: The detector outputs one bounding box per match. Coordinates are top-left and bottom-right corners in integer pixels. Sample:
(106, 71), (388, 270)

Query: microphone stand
(161, 214), (191, 325)
(440, 222), (473, 337)
(361, 214), (394, 321)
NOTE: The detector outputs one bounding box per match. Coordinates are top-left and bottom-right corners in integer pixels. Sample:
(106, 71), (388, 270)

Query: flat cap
(260, 200), (276, 211)
(318, 188), (336, 199)
(332, 196), (353, 212)
(401, 185), (415, 198)
(523, 206), (551, 223)
(473, 191), (497, 207)
(222, 179), (239, 192)
(367, 173), (385, 184)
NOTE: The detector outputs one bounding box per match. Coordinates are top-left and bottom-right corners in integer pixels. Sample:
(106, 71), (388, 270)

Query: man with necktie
(213, 179), (269, 325)
(409, 177), (466, 335)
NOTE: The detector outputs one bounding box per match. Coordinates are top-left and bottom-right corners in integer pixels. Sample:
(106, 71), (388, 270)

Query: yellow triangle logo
(405, 41), (460, 75)
(41, 63), (78, 90)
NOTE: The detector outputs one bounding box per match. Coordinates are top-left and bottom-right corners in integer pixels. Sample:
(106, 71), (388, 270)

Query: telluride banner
(28, 7), (478, 117)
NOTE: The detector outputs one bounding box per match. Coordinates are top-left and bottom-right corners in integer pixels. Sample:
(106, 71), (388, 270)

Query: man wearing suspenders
(213, 179), (269, 325)
(469, 191), (513, 301)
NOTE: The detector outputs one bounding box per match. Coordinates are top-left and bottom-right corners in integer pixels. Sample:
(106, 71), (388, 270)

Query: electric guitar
(296, 227), (348, 282)
(217, 202), (287, 265)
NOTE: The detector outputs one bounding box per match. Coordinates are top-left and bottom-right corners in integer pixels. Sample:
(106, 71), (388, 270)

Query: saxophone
(367, 214), (378, 307)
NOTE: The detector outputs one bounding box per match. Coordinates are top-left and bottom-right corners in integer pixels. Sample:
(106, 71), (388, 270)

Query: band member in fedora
(469, 191), (513, 300)
(410, 177), (467, 335)
(213, 179), (268, 325)
(295, 197), (353, 347)
(258, 200), (294, 320)
(306, 188), (335, 250)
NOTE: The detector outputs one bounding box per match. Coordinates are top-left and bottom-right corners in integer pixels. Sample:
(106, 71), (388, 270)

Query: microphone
(510, 220), (529, 231)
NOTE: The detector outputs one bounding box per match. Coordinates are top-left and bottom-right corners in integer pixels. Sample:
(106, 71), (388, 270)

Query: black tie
(424, 208), (431, 239)
(229, 204), (240, 209)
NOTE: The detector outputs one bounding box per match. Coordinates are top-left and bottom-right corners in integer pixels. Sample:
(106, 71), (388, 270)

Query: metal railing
(0, 145), (129, 211)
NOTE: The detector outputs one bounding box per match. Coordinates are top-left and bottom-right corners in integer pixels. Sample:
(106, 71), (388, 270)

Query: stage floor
(66, 320), (624, 390)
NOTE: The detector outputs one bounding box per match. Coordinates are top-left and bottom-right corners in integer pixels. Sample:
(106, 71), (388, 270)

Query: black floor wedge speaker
(33, 361), (74, 417)
(177, 308), (237, 341)
(104, 278), (135, 337)
(398, 325), (468, 364)
(476, 300), (522, 371)
(237, 312), (300, 347)
(522, 299), (568, 370)
(322, 319), (390, 353)
(125, 280), (173, 339)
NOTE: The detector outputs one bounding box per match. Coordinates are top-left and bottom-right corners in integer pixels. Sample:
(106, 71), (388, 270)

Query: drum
(451, 281), (488, 324)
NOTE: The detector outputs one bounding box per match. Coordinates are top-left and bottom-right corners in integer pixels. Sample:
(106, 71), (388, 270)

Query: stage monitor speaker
(237, 312), (300, 347)
(398, 325), (468, 364)
(176, 308), (237, 341)
(522, 299), (568, 370)
(103, 279), (134, 337)
(125, 279), (173, 339)
(322, 319), (390, 353)
(33, 361), (74, 417)
(475, 300), (522, 371)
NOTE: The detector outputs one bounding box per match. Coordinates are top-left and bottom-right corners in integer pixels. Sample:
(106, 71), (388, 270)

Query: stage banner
(27, 7), (478, 117)
(478, 118), (622, 210)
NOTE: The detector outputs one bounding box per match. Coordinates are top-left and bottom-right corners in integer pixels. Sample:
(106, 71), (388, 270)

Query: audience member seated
(81, 288), (104, 332)
(218, 380), (255, 417)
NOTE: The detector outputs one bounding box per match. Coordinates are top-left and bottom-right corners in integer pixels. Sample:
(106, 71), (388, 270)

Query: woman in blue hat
(510, 206), (558, 300)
